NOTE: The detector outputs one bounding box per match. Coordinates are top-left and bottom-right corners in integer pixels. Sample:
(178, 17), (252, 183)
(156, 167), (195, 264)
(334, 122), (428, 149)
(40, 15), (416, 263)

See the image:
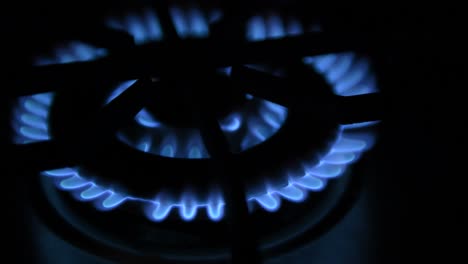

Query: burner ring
(30, 160), (358, 263)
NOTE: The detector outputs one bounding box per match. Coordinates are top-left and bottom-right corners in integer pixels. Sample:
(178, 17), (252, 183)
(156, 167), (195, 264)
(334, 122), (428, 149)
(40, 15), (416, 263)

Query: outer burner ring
(29, 159), (358, 263)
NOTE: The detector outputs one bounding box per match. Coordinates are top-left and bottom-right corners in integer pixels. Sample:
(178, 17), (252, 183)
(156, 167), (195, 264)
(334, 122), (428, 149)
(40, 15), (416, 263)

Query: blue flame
(101, 192), (128, 210)
(276, 183), (307, 202)
(217, 66), (232, 76)
(219, 113), (242, 132)
(115, 110), (211, 159)
(245, 14), (377, 97)
(245, 124), (376, 212)
(126, 14), (149, 44)
(267, 15), (286, 39)
(160, 136), (177, 157)
(135, 109), (162, 128)
(59, 175), (89, 190)
(34, 42), (107, 66)
(144, 188), (226, 222)
(12, 93), (54, 144)
(143, 9), (164, 41)
(23, 40), (106, 142)
(12, 14), (380, 222)
(106, 7), (221, 43)
(169, 6), (210, 38)
(187, 8), (209, 37)
(106, 10), (163, 44)
(80, 184), (106, 200)
(169, 7), (189, 38)
(246, 16), (267, 41)
(302, 55), (377, 96)
(220, 99), (288, 151)
(246, 14), (318, 41)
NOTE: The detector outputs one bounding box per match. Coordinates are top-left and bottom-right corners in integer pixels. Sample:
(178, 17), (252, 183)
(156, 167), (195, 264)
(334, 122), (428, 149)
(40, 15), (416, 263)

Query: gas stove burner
(11, 9), (380, 224)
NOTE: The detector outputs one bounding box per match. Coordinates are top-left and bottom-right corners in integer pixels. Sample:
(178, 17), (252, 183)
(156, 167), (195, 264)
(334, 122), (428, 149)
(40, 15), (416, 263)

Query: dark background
(5, 2), (465, 263)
